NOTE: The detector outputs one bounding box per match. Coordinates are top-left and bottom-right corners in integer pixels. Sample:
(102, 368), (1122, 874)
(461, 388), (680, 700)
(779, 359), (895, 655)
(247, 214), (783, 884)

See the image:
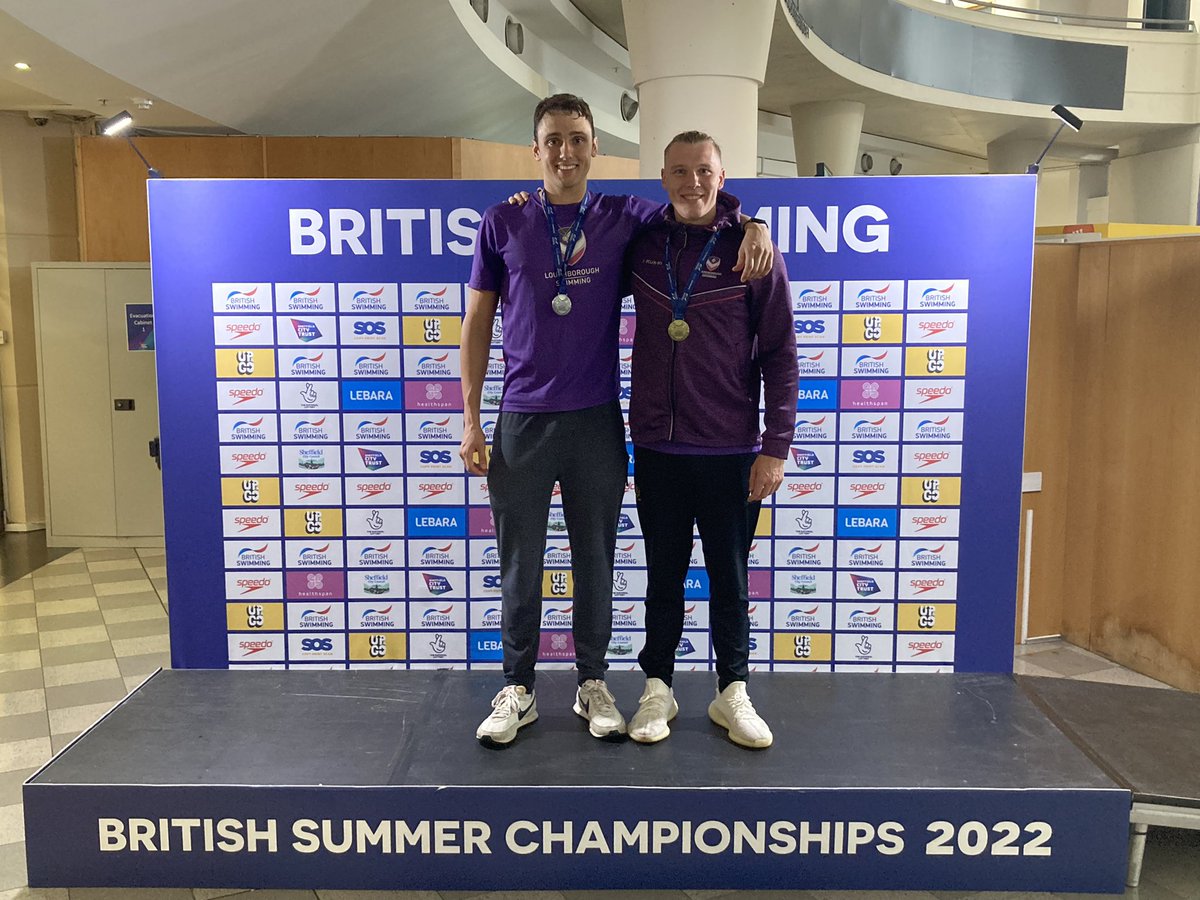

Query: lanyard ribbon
(541, 190), (591, 297)
(664, 226), (723, 323)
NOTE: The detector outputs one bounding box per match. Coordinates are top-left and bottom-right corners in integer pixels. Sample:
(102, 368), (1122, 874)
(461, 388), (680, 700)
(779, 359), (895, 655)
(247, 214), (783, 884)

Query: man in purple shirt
(625, 131), (798, 749)
(460, 95), (770, 747)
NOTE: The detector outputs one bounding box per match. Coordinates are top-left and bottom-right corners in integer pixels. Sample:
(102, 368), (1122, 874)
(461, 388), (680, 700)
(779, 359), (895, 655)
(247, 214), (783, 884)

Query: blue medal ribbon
(664, 225), (724, 327)
(541, 190), (591, 299)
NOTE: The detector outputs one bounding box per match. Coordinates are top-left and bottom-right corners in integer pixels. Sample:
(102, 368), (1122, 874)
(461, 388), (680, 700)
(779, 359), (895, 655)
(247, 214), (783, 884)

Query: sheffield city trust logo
(290, 319), (322, 342)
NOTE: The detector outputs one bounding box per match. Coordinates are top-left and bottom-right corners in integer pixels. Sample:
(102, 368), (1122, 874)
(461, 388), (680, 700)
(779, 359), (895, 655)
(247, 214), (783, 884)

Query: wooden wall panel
(1059, 244), (1110, 650)
(77, 136), (264, 261)
(264, 137), (454, 178)
(1088, 238), (1200, 690)
(1021, 244), (1080, 639)
(454, 137), (638, 180)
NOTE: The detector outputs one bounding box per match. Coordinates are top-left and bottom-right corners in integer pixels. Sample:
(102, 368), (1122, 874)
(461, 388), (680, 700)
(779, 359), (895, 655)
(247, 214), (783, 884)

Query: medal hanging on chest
(664, 226), (723, 341)
(542, 190), (591, 317)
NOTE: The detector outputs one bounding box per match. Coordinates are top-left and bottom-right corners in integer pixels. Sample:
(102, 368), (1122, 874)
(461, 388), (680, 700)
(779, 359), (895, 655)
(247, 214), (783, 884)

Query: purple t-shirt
(469, 192), (661, 414)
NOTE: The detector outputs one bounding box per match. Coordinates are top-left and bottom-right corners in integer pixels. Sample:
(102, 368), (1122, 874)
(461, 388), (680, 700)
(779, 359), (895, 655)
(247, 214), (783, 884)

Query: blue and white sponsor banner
(150, 176), (1033, 672)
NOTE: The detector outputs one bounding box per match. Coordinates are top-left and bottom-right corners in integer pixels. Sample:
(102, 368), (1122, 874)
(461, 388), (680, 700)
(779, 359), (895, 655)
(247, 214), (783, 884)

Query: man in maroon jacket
(626, 131), (798, 749)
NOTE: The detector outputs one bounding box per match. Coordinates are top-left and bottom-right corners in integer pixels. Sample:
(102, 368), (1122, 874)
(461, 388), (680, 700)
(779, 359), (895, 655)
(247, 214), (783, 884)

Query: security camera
(27, 111), (49, 127)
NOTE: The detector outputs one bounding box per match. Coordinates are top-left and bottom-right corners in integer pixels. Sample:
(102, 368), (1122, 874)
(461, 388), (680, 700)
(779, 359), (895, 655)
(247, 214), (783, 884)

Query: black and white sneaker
(573, 679), (627, 740)
(476, 685), (537, 747)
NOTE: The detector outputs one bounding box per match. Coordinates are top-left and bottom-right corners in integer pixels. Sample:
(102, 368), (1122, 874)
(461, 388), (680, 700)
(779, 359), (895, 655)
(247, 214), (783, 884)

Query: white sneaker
(628, 677), (679, 744)
(708, 682), (772, 749)
(476, 685), (537, 747)
(573, 679), (627, 740)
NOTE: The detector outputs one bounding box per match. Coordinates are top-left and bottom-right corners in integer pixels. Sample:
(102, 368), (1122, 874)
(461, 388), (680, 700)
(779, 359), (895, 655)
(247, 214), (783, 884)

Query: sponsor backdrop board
(149, 176), (1035, 673)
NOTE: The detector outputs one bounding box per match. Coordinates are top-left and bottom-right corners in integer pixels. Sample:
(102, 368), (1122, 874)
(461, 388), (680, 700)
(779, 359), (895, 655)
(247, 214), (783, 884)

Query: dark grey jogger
(487, 400), (628, 689)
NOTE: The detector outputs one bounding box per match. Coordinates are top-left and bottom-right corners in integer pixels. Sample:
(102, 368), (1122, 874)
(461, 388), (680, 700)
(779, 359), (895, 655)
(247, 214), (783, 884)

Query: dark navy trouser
(488, 400), (627, 690)
(634, 446), (761, 692)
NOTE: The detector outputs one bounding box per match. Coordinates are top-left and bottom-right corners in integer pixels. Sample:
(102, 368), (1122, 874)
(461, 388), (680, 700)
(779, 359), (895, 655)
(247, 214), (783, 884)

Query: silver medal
(552, 293), (572, 316)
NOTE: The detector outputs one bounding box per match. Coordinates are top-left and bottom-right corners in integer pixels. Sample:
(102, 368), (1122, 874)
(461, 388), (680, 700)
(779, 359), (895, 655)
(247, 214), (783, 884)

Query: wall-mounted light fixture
(1027, 104), (1084, 174)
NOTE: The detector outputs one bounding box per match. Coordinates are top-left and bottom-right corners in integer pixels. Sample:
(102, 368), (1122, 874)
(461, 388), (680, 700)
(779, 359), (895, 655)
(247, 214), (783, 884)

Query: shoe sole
(477, 708), (539, 748)
(707, 703), (772, 749)
(629, 700), (679, 744)
(572, 701), (627, 741)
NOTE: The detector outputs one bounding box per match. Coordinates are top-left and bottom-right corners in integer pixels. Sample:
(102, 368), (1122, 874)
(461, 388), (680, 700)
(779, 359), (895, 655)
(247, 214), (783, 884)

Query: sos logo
(482, 575), (502, 589)
(300, 637), (333, 652)
(419, 450), (453, 465)
(852, 450), (887, 464)
(353, 321), (387, 336)
(795, 320), (826, 335)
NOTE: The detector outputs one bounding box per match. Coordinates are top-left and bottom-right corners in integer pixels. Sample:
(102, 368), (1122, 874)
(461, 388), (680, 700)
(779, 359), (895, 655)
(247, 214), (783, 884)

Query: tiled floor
(0, 547), (1197, 900)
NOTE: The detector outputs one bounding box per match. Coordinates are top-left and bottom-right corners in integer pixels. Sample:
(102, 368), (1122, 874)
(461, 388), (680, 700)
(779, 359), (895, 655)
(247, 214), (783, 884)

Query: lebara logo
(290, 319), (322, 342)
(357, 448), (390, 471)
(850, 574), (881, 597)
(422, 575), (452, 597)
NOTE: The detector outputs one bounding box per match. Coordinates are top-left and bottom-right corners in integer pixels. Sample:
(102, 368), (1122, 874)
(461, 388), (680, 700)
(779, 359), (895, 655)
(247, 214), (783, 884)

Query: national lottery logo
(290, 319), (322, 342)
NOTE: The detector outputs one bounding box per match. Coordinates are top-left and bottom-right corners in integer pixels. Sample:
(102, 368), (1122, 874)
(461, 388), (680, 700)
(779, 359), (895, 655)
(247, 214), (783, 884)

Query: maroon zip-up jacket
(627, 191), (798, 459)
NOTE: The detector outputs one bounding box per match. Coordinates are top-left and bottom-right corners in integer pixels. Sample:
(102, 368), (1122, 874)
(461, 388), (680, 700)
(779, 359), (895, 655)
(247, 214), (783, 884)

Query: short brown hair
(663, 130), (723, 161)
(533, 94), (594, 140)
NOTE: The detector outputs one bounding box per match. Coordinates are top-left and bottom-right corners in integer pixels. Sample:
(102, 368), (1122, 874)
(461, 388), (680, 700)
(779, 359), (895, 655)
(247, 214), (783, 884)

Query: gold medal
(668, 319), (690, 342)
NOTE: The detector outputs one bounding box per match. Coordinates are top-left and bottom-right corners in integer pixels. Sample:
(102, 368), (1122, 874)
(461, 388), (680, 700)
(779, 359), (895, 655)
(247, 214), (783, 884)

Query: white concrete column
(789, 100), (865, 178)
(622, 0), (775, 177)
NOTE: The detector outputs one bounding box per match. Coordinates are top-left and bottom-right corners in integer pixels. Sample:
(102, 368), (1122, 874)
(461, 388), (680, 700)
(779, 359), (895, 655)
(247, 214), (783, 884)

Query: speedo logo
(916, 386), (954, 403)
(908, 578), (946, 594)
(908, 640), (944, 656)
(227, 388), (264, 405)
(913, 451), (951, 468)
(229, 452), (268, 469)
(233, 515), (270, 532)
(235, 577), (272, 594)
(910, 515), (949, 532)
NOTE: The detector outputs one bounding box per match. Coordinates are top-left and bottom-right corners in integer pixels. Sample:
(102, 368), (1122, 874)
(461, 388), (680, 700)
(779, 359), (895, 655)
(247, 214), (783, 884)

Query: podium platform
(24, 670), (1132, 893)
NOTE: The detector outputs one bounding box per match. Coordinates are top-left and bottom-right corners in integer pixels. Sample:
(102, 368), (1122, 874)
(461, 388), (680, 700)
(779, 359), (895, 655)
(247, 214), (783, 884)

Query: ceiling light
(13, 62), (30, 71)
(98, 110), (133, 136)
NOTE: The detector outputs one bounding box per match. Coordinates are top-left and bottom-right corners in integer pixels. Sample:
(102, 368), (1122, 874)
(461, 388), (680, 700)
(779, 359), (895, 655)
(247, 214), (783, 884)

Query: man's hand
(507, 191), (532, 206)
(747, 454), (784, 502)
(733, 222), (772, 282)
(460, 424), (489, 475)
